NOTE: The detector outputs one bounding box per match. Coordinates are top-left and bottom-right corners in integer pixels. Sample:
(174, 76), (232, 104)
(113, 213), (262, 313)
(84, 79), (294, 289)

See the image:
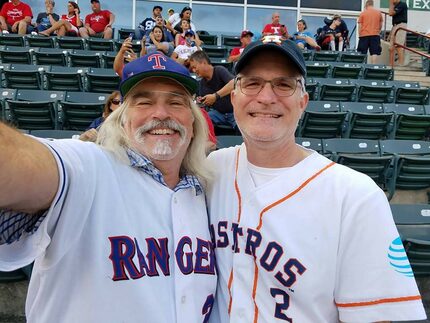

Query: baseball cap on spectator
(168, 8), (174, 13)
(184, 29), (195, 36)
(153, 5), (162, 11)
(120, 54), (198, 97)
(90, 0), (99, 3)
(241, 30), (254, 38)
(235, 39), (306, 77)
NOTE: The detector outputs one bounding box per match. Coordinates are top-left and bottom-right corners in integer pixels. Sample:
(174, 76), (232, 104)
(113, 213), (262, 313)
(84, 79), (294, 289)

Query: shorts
(389, 23), (407, 46)
(357, 35), (381, 55)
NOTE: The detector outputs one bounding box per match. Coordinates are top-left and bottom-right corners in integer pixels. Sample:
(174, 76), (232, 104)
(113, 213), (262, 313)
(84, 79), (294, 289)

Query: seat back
(45, 66), (85, 92)
(69, 50), (102, 68)
(86, 68), (121, 93)
(0, 46), (32, 64)
(201, 45), (228, 59)
(34, 48), (68, 66)
(3, 64), (46, 90)
(26, 35), (56, 48)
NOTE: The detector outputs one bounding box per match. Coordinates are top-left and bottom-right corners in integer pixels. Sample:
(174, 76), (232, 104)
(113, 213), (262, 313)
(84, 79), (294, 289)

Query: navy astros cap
(120, 53), (198, 97)
(235, 39), (307, 77)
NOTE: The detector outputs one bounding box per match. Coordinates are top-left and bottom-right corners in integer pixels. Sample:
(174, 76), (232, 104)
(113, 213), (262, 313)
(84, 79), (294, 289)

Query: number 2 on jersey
(202, 294), (214, 323)
(270, 288), (292, 322)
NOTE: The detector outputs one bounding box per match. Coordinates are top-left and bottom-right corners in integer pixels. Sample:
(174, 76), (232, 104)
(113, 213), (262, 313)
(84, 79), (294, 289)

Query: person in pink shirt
(79, 0), (114, 39)
(261, 12), (288, 39)
(0, 0), (32, 35)
(228, 30), (253, 63)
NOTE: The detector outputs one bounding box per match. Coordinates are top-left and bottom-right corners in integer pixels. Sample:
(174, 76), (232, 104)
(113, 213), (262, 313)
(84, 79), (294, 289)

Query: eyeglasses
(235, 76), (303, 97)
(111, 99), (121, 105)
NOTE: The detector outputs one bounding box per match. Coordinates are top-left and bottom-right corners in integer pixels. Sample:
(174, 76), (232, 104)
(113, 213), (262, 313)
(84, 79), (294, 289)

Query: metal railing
(390, 26), (430, 67)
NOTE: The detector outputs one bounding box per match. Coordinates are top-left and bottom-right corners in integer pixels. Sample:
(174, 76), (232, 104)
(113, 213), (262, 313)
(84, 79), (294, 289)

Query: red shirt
(85, 10), (111, 33)
(0, 1), (32, 26)
(200, 108), (216, 144)
(230, 47), (244, 57)
(262, 23), (287, 36)
(61, 14), (79, 28)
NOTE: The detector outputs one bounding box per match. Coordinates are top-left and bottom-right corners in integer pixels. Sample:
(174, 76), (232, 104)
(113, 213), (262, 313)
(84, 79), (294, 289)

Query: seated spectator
(293, 19), (320, 50)
(79, 0), (114, 39)
(168, 6), (195, 34)
(172, 29), (201, 66)
(189, 50), (236, 130)
(134, 5), (162, 40)
(262, 11), (288, 39)
(31, 0), (59, 35)
(39, 1), (81, 36)
(142, 25), (173, 56)
(175, 19), (201, 47)
(0, 0), (33, 35)
(79, 91), (121, 142)
(228, 30), (253, 63)
(145, 15), (174, 45)
(319, 15), (344, 51)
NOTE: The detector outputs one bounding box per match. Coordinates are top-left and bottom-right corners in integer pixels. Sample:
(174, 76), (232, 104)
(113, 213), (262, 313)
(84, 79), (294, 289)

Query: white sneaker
(2, 30), (9, 34)
(31, 31), (37, 35)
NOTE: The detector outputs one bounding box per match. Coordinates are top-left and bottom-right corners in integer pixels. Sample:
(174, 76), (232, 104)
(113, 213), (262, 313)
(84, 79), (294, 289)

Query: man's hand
(79, 128), (98, 142)
(104, 23), (112, 31)
(88, 27), (96, 36)
(11, 21), (19, 33)
(201, 93), (217, 106)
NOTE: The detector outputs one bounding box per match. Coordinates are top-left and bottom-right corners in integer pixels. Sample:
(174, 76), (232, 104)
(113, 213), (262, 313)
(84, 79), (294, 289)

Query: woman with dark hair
(174, 19), (201, 47)
(293, 19), (320, 50)
(141, 25), (172, 56)
(168, 6), (196, 33)
(79, 91), (121, 142)
(39, 1), (82, 36)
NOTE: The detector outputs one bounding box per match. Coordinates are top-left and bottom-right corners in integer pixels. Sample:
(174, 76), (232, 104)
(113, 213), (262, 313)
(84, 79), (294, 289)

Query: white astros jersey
(207, 144), (426, 323)
(0, 139), (217, 323)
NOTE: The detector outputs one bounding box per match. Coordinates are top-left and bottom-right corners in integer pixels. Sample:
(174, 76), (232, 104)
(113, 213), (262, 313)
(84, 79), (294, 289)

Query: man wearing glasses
(0, 54), (216, 322)
(207, 40), (426, 322)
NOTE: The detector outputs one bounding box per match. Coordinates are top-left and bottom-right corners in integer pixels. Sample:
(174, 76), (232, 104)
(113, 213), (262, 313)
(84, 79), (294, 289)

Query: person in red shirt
(228, 30), (253, 63)
(0, 0), (33, 35)
(79, 0), (114, 39)
(261, 12), (288, 39)
(39, 1), (82, 37)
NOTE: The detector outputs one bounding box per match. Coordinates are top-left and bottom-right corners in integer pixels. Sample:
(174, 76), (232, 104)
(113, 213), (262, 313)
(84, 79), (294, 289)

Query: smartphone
(128, 33), (134, 40)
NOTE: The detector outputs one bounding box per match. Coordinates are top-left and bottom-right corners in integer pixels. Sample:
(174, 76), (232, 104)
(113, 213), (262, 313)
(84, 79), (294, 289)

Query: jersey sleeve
(335, 187), (426, 322)
(0, 140), (103, 272)
(24, 4), (33, 18)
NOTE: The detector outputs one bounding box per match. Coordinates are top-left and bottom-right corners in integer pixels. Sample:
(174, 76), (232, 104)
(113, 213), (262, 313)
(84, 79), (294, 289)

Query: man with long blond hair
(0, 53), (216, 322)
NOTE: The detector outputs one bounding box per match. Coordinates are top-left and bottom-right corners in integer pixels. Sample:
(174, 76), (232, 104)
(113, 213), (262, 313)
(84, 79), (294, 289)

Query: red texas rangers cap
(240, 30), (254, 38)
(120, 53), (198, 97)
(235, 39), (307, 77)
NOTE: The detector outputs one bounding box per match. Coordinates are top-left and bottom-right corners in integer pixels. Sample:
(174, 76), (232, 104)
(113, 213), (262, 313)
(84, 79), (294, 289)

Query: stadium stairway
(394, 49), (430, 88)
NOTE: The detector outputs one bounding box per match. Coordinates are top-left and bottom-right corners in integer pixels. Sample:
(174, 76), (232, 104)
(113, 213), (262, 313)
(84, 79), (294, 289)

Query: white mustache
(135, 119), (186, 139)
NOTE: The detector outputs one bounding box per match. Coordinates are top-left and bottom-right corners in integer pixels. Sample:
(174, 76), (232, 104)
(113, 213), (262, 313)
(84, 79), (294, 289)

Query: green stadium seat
(318, 78), (355, 102)
(3, 64), (47, 90)
(69, 49), (102, 68)
(341, 102), (393, 139)
(0, 88), (16, 121)
(363, 64), (393, 80)
(114, 39), (142, 54)
(384, 103), (430, 140)
(216, 135), (243, 149)
(340, 51), (367, 63)
(301, 50), (312, 61)
(312, 50), (339, 62)
(45, 66), (86, 92)
(305, 78), (319, 101)
(31, 129), (82, 139)
(388, 80), (430, 105)
(331, 62), (362, 79)
(87, 38), (115, 51)
(197, 32), (218, 45)
(353, 79), (393, 103)
(0, 34), (25, 47)
(211, 58), (233, 73)
(305, 62), (330, 78)
(221, 35), (241, 47)
(201, 45), (228, 59)
(26, 34), (56, 48)
(86, 68), (120, 93)
(102, 51), (117, 69)
(0, 46), (33, 64)
(57, 36), (85, 50)
(117, 28), (135, 40)
(34, 48), (68, 66)
(295, 137), (323, 152)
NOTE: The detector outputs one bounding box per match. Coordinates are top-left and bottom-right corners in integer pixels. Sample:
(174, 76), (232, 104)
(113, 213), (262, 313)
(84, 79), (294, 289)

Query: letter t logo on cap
(148, 53), (167, 70)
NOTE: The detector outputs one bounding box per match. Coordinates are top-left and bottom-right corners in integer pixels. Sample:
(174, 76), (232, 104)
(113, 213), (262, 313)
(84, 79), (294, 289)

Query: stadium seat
(353, 79), (393, 103)
(381, 139), (430, 198)
(69, 49), (102, 68)
(312, 50), (339, 62)
(86, 68), (121, 93)
(295, 137), (323, 153)
(323, 138), (393, 188)
(341, 102), (393, 139)
(0, 34), (25, 47)
(87, 38), (115, 51)
(115, 39), (142, 54)
(305, 78), (319, 101)
(45, 66), (85, 92)
(118, 28), (135, 40)
(340, 51), (367, 63)
(391, 204), (430, 276)
(318, 78), (355, 101)
(26, 35), (56, 48)
(384, 103), (430, 140)
(305, 62), (330, 78)
(331, 62), (362, 79)
(34, 48), (68, 66)
(60, 91), (107, 130)
(102, 51), (117, 69)
(0, 46), (33, 64)
(57, 36), (85, 50)
(221, 35), (241, 47)
(301, 50), (312, 61)
(299, 100), (347, 138)
(362, 64), (393, 80)
(0, 88), (16, 121)
(216, 135), (243, 149)
(6, 89), (64, 130)
(211, 58), (233, 73)
(389, 80), (430, 105)
(197, 32), (218, 45)
(3, 64), (46, 90)
(30, 129), (82, 139)
(201, 45), (228, 59)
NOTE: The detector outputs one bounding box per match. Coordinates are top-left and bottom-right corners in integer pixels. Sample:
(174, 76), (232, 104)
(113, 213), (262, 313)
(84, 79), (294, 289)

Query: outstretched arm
(0, 122), (58, 213)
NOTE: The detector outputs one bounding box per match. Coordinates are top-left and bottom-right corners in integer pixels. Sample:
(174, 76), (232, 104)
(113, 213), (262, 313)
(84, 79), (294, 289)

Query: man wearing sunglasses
(0, 54), (216, 322)
(207, 39), (426, 322)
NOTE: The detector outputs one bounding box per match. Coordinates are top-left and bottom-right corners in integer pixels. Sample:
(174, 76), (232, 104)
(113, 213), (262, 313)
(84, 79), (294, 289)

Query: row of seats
(299, 101), (430, 140)
(306, 79), (429, 104)
(217, 135), (430, 201)
(0, 89), (108, 131)
(0, 64), (119, 93)
(0, 47), (118, 69)
(306, 62), (393, 80)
